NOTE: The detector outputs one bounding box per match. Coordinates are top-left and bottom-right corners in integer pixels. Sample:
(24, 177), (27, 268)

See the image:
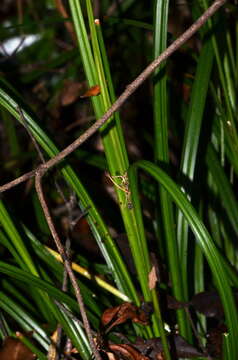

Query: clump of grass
(0, 0), (237, 359)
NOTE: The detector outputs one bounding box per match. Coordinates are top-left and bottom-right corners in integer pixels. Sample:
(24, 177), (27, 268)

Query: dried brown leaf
(156, 353), (165, 360)
(105, 351), (118, 360)
(101, 304), (122, 327)
(109, 344), (150, 360)
(47, 329), (59, 360)
(148, 266), (158, 290)
(80, 85), (101, 98)
(0, 337), (36, 360)
(101, 302), (150, 331)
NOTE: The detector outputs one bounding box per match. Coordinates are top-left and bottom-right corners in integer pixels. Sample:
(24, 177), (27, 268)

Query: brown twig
(19, 111), (96, 359)
(53, 239), (72, 360)
(54, 182), (73, 357)
(0, 169), (36, 192)
(18, 107), (71, 360)
(35, 168), (101, 360)
(0, 0), (226, 194)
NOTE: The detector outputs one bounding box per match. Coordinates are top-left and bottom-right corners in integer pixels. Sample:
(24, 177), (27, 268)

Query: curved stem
(35, 169), (102, 360)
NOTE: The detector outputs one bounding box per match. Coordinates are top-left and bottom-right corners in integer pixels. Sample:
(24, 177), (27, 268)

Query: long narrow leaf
(177, 36), (214, 305)
(0, 78), (136, 300)
(130, 160), (238, 358)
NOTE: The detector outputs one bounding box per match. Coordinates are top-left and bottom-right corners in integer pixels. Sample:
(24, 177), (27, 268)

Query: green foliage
(0, 0), (237, 359)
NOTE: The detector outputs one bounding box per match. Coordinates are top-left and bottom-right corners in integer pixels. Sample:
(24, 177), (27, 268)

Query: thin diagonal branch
(0, 0), (226, 194)
(0, 169), (36, 192)
(35, 169), (102, 360)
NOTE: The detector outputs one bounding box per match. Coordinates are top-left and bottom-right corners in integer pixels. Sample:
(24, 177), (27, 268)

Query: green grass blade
(0, 201), (37, 275)
(0, 230), (26, 269)
(2, 279), (39, 317)
(0, 261), (81, 313)
(223, 333), (232, 360)
(153, 0), (188, 339)
(69, 0), (153, 311)
(200, 0), (238, 176)
(194, 242), (206, 344)
(68, 0), (98, 87)
(0, 200), (62, 323)
(153, 0), (169, 163)
(206, 144), (238, 236)
(0, 290), (91, 359)
(128, 165), (171, 355)
(51, 305), (91, 360)
(131, 159), (238, 358)
(177, 37), (214, 304)
(0, 292), (50, 349)
(95, 21), (128, 155)
(0, 78), (136, 300)
(23, 225), (130, 304)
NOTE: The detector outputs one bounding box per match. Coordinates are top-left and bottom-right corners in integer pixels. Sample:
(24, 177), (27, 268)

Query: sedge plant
(0, 0), (237, 359)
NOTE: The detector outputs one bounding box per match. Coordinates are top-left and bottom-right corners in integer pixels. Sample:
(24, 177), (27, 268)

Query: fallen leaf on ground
(109, 343), (150, 360)
(131, 334), (206, 359)
(101, 302), (150, 331)
(0, 337), (36, 360)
